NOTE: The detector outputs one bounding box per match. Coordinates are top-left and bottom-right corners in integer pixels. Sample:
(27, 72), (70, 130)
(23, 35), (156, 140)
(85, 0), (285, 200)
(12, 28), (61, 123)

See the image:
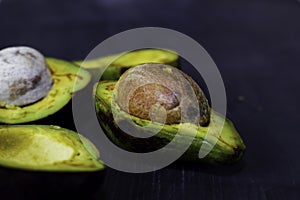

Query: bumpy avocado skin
(0, 58), (91, 124)
(0, 125), (105, 199)
(75, 49), (179, 80)
(95, 81), (246, 165)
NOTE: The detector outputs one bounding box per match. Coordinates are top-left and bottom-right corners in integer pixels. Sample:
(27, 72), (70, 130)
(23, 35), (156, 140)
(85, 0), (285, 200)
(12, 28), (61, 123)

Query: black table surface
(1, 0), (300, 199)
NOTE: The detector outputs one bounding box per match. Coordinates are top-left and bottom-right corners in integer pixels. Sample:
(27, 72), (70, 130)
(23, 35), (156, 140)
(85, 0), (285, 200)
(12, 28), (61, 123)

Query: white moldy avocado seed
(0, 46), (52, 106)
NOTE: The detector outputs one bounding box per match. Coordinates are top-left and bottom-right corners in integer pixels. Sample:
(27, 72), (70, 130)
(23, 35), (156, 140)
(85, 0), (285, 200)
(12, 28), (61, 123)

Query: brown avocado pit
(128, 83), (180, 124)
(113, 63), (210, 126)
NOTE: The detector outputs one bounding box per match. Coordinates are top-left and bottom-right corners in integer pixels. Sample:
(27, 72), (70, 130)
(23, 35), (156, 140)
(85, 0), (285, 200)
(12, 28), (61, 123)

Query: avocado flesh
(95, 81), (246, 164)
(0, 58), (91, 124)
(75, 49), (179, 80)
(0, 125), (104, 171)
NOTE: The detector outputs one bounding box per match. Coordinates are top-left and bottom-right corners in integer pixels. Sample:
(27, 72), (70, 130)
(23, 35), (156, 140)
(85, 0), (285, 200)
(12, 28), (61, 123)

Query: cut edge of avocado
(0, 58), (91, 124)
(94, 80), (246, 164)
(0, 125), (105, 172)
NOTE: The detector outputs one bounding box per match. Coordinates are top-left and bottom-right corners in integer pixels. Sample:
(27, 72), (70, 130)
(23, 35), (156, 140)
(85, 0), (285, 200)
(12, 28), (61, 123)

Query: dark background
(1, 0), (300, 199)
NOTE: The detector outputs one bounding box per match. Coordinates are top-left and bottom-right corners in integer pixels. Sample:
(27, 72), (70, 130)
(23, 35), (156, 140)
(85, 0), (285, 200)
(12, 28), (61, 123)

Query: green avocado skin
(95, 81), (246, 165)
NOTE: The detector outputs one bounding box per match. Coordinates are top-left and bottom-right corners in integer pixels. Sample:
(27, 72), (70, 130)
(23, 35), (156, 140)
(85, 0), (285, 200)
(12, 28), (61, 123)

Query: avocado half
(0, 58), (91, 124)
(95, 81), (246, 165)
(75, 49), (179, 80)
(0, 125), (105, 199)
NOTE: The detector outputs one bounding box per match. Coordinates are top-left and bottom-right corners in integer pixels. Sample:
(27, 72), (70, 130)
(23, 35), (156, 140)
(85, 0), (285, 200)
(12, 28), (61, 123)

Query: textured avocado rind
(0, 58), (91, 124)
(95, 81), (246, 165)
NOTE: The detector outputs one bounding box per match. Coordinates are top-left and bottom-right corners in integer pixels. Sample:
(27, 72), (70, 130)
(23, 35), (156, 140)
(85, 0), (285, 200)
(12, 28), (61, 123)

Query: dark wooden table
(1, 0), (299, 199)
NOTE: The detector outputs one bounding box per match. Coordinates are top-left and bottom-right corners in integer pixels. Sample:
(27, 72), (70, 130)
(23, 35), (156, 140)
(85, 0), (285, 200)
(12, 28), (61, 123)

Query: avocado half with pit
(0, 57), (91, 124)
(75, 49), (178, 80)
(0, 125), (105, 199)
(94, 64), (246, 165)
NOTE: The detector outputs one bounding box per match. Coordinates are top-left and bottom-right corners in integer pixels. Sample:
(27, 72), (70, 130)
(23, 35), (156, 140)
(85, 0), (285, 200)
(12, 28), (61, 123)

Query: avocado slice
(75, 49), (179, 80)
(0, 58), (91, 124)
(95, 81), (246, 164)
(0, 125), (104, 171)
(0, 125), (105, 199)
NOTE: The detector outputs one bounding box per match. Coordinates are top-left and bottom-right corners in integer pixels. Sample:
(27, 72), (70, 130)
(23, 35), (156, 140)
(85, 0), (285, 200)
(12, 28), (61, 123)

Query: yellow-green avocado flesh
(0, 58), (91, 124)
(75, 49), (179, 80)
(0, 125), (104, 172)
(95, 81), (246, 164)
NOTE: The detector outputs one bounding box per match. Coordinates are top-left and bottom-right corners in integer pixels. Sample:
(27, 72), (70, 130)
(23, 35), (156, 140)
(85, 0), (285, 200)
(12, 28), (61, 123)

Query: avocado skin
(95, 81), (246, 165)
(97, 111), (171, 153)
(97, 109), (244, 164)
(0, 167), (105, 200)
